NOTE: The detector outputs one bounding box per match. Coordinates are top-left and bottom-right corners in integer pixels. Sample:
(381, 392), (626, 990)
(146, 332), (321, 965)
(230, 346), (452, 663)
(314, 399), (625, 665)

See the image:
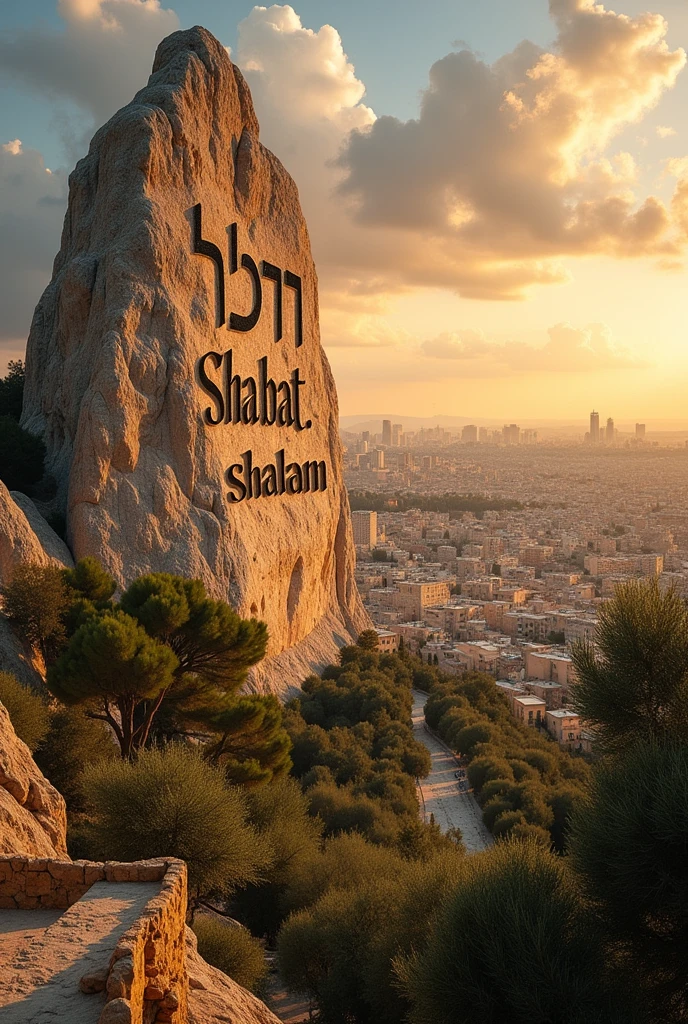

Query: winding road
(412, 690), (493, 853)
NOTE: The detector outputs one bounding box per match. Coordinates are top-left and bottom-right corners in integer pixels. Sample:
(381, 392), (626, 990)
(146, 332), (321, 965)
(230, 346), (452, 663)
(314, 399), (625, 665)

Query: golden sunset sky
(1, 0), (688, 425)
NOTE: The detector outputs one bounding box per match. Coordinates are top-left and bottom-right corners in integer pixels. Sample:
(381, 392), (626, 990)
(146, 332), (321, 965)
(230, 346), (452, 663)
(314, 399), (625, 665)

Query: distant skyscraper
(382, 419), (392, 446)
(361, 431), (370, 445)
(590, 411), (600, 443)
(351, 510), (377, 548)
(606, 417), (614, 443)
(503, 424), (520, 445)
(636, 423), (646, 440)
(372, 447), (385, 469)
(392, 423), (403, 446)
(462, 424), (478, 443)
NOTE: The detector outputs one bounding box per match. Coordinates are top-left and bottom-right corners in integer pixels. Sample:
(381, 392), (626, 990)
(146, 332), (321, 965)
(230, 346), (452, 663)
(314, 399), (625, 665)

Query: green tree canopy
(356, 629), (380, 650)
(2, 563), (70, 661)
(47, 611), (178, 756)
(570, 741), (688, 1022)
(200, 694), (292, 787)
(571, 578), (688, 750)
(400, 840), (632, 1024)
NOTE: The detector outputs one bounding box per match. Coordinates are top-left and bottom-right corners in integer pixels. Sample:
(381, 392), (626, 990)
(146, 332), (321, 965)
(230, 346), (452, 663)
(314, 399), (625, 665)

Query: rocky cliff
(19, 25), (369, 694)
(0, 701), (67, 857)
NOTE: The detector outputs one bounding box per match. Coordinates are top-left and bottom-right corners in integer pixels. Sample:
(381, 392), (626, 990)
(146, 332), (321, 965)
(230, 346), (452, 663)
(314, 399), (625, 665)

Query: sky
(1, 1), (688, 426)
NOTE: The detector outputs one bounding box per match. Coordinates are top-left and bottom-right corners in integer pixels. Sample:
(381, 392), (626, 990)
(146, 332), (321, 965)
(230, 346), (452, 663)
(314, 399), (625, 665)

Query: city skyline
(2, 0), (688, 421)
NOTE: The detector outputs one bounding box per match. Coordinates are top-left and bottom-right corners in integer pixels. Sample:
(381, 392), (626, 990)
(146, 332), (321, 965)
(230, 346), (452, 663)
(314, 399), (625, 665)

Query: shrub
(570, 741), (688, 1021)
(79, 744), (266, 898)
(0, 672), (49, 751)
(2, 563), (70, 661)
(400, 840), (632, 1024)
(192, 916), (267, 993)
(34, 705), (116, 812)
(0, 415), (45, 491)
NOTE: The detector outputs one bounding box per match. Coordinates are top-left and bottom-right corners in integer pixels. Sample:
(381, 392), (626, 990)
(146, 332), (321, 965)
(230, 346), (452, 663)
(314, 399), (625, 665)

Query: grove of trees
(0, 567), (686, 1021)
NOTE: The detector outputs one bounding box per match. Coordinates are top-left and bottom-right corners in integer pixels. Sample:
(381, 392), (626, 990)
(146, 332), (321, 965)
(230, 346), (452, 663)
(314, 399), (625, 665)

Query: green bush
(0, 672), (49, 751)
(0, 415), (45, 491)
(34, 705), (116, 812)
(192, 916), (267, 993)
(570, 741), (688, 1022)
(400, 840), (633, 1024)
(79, 744), (266, 898)
(2, 563), (70, 661)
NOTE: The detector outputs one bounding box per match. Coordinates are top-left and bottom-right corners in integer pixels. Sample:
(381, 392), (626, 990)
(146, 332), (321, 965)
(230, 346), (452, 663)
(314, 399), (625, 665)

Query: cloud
(0, 140), (67, 344)
(0, 0), (179, 127)
(657, 125), (677, 138)
(336, 0), (687, 299)
(420, 322), (647, 376)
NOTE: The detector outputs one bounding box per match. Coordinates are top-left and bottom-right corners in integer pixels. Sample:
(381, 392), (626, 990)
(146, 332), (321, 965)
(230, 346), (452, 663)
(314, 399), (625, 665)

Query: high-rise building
(372, 448), (385, 469)
(351, 510), (377, 548)
(392, 423), (403, 446)
(636, 423), (646, 439)
(479, 427), (488, 443)
(382, 420), (392, 446)
(590, 411), (600, 443)
(361, 431), (370, 445)
(462, 424), (478, 443)
(503, 424), (520, 445)
(606, 417), (614, 443)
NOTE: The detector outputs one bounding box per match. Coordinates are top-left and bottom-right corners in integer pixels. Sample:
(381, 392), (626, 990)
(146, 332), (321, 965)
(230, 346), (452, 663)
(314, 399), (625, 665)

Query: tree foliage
(400, 840), (633, 1024)
(571, 578), (688, 751)
(0, 359), (24, 420)
(192, 916), (267, 993)
(79, 744), (266, 898)
(2, 563), (70, 661)
(570, 741), (688, 1022)
(424, 672), (588, 850)
(0, 672), (49, 751)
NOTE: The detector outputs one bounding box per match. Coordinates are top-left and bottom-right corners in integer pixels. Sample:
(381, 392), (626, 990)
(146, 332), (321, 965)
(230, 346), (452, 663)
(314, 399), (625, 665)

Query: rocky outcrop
(0, 701), (68, 857)
(0, 482), (73, 587)
(21, 25), (369, 693)
(186, 928), (281, 1024)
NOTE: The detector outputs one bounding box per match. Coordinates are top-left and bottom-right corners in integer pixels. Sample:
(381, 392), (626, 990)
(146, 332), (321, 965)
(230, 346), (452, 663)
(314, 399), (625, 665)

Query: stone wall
(0, 855), (187, 1024)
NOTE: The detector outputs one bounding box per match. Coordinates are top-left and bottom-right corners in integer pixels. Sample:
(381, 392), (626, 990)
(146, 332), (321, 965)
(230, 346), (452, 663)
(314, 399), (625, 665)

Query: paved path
(412, 690), (493, 853)
(0, 881), (160, 1023)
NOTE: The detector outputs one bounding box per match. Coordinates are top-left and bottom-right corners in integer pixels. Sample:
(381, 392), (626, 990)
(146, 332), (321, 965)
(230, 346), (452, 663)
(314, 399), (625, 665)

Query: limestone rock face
(0, 702), (68, 857)
(185, 928), (281, 1024)
(0, 482), (73, 586)
(21, 25), (368, 692)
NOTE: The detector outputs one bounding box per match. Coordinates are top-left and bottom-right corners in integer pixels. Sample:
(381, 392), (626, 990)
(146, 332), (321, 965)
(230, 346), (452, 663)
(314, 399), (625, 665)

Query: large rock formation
(20, 25), (368, 693)
(0, 701), (68, 857)
(0, 482), (73, 586)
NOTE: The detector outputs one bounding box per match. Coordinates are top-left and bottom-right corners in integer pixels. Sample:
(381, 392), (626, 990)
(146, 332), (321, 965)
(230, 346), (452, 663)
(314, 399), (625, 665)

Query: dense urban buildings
(343, 415), (688, 753)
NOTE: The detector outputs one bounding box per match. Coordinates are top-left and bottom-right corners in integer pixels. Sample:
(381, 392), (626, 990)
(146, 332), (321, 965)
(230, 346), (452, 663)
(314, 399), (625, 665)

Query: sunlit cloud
(421, 322), (648, 376)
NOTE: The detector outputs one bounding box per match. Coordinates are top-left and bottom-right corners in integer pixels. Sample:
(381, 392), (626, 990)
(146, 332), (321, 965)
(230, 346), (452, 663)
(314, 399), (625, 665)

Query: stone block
(144, 985), (165, 1001)
(107, 955), (135, 1000)
(98, 997), (133, 1024)
(80, 965), (109, 994)
(25, 871), (52, 896)
(26, 857), (50, 871)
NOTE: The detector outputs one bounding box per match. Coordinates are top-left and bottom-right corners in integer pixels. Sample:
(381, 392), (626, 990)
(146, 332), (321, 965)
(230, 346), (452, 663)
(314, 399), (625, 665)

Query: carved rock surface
(0, 701), (68, 856)
(21, 25), (368, 692)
